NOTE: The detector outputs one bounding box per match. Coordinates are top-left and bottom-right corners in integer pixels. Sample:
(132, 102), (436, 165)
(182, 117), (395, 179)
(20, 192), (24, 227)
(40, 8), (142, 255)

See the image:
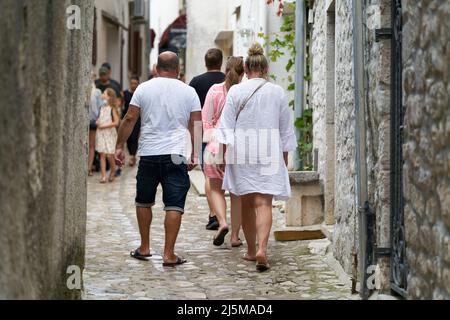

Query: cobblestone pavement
(84, 166), (356, 300)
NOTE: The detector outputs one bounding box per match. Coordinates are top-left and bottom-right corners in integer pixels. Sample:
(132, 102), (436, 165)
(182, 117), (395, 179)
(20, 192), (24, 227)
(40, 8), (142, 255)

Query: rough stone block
(286, 172), (324, 227)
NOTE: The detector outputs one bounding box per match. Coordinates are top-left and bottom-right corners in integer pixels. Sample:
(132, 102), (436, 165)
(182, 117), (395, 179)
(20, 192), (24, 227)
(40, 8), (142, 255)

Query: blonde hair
(225, 57), (244, 91)
(245, 43), (269, 77)
(105, 88), (117, 106)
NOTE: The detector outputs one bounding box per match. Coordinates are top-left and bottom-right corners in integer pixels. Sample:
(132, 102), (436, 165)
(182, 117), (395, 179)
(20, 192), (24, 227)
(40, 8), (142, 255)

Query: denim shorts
(136, 155), (191, 214)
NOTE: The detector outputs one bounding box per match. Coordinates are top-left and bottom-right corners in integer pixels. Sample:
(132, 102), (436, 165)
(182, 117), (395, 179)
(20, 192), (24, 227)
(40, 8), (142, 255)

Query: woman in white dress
(216, 43), (297, 272)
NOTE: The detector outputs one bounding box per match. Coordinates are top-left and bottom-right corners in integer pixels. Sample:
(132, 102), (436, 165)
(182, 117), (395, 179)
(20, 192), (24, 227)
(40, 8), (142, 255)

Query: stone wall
(311, 0), (328, 179)
(403, 0), (450, 299)
(310, 0), (358, 276)
(364, 0), (392, 293)
(0, 0), (93, 299)
(332, 0), (358, 276)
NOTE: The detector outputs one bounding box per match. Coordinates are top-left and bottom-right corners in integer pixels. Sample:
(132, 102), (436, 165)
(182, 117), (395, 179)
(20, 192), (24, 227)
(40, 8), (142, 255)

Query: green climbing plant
(261, 0), (314, 171)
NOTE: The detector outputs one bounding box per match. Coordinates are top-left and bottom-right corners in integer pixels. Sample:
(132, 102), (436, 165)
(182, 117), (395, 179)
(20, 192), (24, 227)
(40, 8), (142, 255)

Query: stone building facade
(402, 0), (450, 299)
(0, 0), (93, 299)
(308, 0), (449, 299)
(93, 0), (151, 84)
(310, 0), (359, 279)
(185, 0), (293, 93)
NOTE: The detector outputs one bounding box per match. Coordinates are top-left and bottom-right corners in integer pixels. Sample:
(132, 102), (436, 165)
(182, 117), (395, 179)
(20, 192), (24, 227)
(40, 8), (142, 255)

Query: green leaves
(268, 49), (285, 62)
(294, 109), (314, 171)
(286, 59), (295, 72)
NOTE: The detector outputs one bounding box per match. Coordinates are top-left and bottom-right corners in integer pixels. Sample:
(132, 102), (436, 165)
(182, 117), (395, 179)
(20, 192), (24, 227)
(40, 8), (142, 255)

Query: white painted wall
(94, 0), (129, 86)
(185, 0), (230, 82)
(185, 0), (292, 91)
(149, 0), (181, 68)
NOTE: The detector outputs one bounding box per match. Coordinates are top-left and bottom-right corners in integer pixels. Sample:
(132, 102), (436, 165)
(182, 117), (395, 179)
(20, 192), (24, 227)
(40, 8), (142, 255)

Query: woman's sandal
(100, 177), (107, 184)
(213, 227), (229, 246)
(130, 248), (152, 261)
(242, 254), (257, 262)
(256, 256), (271, 272)
(231, 239), (243, 248)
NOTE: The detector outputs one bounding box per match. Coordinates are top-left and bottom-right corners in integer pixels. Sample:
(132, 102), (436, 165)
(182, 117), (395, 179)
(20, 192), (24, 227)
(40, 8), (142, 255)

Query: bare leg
(88, 130), (96, 174)
(209, 178), (228, 230)
(136, 207), (153, 255)
(100, 153), (107, 181)
(205, 176), (215, 218)
(230, 193), (242, 246)
(163, 211), (183, 263)
(254, 194), (273, 264)
(241, 194), (256, 260)
(107, 154), (116, 181)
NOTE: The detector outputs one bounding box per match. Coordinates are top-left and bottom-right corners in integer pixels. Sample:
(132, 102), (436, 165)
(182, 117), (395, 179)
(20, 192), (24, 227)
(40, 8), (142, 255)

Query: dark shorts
(136, 155), (191, 214)
(89, 120), (97, 131)
(200, 143), (207, 171)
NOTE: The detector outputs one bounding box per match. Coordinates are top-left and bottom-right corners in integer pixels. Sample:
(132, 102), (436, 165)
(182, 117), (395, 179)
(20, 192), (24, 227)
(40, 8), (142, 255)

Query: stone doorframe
(324, 0), (336, 225)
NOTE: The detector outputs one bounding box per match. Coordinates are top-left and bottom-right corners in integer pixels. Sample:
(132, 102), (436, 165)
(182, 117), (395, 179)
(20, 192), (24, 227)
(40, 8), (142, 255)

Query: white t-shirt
(130, 77), (201, 158)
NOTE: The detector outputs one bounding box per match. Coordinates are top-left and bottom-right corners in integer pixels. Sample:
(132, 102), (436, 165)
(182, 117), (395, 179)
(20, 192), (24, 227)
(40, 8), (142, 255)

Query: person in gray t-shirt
(88, 75), (106, 176)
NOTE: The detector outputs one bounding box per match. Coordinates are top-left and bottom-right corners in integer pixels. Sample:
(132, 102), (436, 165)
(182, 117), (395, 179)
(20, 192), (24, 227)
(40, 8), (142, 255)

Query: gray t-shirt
(130, 77), (201, 158)
(89, 88), (105, 122)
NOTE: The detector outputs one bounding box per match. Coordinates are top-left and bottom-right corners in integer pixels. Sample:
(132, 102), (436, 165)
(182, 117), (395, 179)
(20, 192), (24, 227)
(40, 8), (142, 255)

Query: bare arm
(189, 111), (202, 169)
(99, 108), (121, 129)
(115, 105), (140, 166)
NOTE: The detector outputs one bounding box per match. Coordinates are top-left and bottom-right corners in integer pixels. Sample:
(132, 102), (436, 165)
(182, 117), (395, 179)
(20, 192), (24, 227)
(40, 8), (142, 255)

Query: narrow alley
(84, 168), (355, 300)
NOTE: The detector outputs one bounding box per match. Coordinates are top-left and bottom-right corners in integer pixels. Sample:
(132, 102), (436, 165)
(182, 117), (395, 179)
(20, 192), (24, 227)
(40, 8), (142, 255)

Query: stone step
(273, 225), (326, 241)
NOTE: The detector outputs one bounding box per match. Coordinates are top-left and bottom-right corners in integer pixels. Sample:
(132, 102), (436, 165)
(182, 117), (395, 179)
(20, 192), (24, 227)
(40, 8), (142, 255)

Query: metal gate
(390, 0), (407, 298)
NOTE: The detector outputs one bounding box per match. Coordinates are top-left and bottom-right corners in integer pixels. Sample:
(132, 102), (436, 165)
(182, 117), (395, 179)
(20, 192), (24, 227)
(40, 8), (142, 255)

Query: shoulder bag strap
(212, 85), (228, 126)
(235, 80), (268, 124)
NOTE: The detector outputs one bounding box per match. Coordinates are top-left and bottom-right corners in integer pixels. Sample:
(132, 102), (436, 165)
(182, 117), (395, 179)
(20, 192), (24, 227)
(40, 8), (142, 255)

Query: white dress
(216, 78), (297, 200)
(95, 105), (118, 154)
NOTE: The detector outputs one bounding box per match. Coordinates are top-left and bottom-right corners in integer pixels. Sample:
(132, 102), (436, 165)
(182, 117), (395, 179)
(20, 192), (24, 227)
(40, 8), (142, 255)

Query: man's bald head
(157, 52), (180, 74)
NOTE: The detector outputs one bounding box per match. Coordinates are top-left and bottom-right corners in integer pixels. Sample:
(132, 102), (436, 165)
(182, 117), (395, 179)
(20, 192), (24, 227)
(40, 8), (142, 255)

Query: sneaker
(206, 215), (219, 230)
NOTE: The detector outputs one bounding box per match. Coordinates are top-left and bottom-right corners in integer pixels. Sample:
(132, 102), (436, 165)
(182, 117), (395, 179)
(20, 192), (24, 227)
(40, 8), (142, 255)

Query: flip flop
(256, 260), (271, 272)
(213, 227), (229, 246)
(242, 254), (257, 262)
(130, 249), (152, 261)
(163, 256), (187, 267)
(231, 239), (243, 248)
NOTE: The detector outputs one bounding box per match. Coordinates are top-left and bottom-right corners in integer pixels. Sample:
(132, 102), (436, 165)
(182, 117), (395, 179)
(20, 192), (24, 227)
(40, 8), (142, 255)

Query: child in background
(96, 88), (120, 183)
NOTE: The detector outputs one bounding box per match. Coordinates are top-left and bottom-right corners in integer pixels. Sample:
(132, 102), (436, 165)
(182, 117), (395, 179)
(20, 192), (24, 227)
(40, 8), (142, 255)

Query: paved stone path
(84, 166), (356, 300)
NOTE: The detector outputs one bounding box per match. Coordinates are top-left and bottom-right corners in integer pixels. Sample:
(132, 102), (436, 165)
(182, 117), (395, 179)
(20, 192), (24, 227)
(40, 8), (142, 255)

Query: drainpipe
(352, 0), (371, 299)
(293, 0), (305, 171)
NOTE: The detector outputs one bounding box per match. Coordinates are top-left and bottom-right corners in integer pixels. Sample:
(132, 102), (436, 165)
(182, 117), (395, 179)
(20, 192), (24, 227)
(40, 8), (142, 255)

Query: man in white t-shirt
(115, 51), (202, 267)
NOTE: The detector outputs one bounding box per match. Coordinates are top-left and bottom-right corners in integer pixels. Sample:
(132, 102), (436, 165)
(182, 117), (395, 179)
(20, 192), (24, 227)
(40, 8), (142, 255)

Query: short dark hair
(205, 48), (223, 70)
(157, 54), (180, 72)
(130, 75), (140, 82)
(101, 62), (111, 71)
